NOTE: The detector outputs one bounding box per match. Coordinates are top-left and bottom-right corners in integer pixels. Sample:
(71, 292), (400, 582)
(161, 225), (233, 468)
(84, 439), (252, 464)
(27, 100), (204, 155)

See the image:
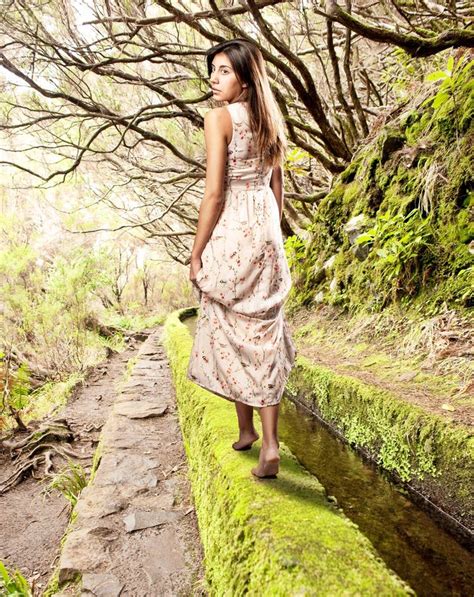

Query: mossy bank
(286, 55), (473, 316)
(287, 354), (474, 537)
(162, 308), (414, 596)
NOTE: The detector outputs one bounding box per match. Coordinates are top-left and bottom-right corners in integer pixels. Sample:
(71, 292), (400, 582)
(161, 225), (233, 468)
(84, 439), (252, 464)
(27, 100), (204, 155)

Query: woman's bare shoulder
(204, 106), (232, 141)
(204, 105), (230, 125)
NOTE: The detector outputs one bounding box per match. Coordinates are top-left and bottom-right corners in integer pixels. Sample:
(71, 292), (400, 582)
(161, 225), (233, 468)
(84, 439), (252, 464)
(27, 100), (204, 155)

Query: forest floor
(0, 328), (204, 596)
(288, 304), (473, 427)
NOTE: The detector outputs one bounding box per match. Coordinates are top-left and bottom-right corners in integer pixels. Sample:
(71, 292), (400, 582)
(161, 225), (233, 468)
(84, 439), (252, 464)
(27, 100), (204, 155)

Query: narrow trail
(0, 329), (204, 596)
(0, 333), (145, 592)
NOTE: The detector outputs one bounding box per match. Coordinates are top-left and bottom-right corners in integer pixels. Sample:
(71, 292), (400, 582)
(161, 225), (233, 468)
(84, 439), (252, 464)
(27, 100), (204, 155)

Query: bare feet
(232, 429), (259, 451)
(251, 444), (280, 478)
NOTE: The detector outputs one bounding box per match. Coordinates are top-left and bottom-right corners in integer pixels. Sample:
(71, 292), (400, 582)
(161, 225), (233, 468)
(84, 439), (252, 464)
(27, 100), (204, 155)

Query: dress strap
(225, 101), (248, 126)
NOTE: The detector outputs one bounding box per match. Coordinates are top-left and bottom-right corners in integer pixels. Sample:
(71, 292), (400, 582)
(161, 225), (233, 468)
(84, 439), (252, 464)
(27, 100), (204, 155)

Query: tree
(0, 1), (471, 262)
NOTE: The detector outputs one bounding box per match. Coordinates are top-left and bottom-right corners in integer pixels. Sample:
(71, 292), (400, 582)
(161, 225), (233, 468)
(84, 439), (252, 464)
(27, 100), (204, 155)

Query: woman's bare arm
(270, 165), (284, 221)
(190, 107), (230, 281)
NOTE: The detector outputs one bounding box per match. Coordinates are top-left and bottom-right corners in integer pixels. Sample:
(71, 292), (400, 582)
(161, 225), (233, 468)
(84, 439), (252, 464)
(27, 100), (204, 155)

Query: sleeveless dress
(186, 101), (297, 408)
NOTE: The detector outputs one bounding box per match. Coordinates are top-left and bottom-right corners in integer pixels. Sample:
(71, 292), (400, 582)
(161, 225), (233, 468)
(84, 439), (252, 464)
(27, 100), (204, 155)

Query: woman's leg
(251, 404), (280, 477)
(233, 401), (259, 450)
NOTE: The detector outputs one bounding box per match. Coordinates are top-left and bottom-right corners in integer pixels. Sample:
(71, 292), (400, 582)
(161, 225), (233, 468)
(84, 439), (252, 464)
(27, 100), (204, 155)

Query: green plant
(285, 234), (307, 272)
(45, 458), (88, 506)
(0, 352), (30, 431)
(355, 208), (433, 302)
(284, 147), (312, 175)
(423, 55), (473, 139)
(0, 560), (32, 596)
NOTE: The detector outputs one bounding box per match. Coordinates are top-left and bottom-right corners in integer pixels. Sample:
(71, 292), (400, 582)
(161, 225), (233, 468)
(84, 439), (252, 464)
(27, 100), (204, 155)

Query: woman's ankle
(240, 427), (258, 437)
(262, 439), (279, 452)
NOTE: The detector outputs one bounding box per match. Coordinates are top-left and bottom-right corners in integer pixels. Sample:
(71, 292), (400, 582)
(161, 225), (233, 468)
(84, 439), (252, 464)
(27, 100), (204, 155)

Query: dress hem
(186, 373), (282, 408)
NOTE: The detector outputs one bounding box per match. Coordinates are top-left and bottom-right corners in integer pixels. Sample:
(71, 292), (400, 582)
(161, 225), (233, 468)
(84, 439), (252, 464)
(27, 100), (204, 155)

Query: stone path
(57, 328), (204, 596)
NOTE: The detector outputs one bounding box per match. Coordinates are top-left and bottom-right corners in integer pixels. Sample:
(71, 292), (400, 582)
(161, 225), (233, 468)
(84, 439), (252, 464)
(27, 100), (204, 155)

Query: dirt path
(0, 328), (204, 596)
(0, 334), (144, 592)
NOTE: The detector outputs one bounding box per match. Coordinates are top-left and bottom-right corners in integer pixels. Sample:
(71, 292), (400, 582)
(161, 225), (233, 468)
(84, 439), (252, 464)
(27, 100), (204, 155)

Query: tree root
(0, 418), (92, 495)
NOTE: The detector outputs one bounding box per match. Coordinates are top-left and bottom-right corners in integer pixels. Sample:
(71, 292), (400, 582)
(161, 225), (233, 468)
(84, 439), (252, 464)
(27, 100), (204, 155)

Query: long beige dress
(186, 101), (296, 407)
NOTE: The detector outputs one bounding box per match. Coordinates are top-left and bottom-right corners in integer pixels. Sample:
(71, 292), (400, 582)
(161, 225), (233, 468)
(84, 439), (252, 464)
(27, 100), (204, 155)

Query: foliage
(45, 458), (88, 507)
(354, 208), (433, 303)
(0, 213), (175, 430)
(287, 52), (473, 316)
(0, 353), (30, 429)
(422, 55), (474, 139)
(0, 561), (32, 597)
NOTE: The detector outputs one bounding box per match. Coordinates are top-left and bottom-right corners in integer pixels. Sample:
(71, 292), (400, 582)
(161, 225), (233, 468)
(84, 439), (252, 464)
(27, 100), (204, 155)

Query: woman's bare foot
(251, 444), (280, 478)
(232, 429), (259, 451)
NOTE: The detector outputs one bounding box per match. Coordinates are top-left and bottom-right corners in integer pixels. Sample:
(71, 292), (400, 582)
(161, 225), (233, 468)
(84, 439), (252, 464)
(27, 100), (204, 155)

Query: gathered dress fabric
(186, 101), (297, 408)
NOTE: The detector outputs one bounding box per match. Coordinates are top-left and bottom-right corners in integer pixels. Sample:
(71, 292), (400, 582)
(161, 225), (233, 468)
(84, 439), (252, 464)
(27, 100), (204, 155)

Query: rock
(93, 453), (160, 489)
(123, 510), (180, 532)
(81, 572), (124, 597)
(397, 371), (419, 382)
(343, 213), (373, 261)
(380, 130), (405, 163)
(74, 485), (127, 520)
(58, 528), (110, 583)
(113, 400), (168, 419)
(141, 528), (187, 587)
(441, 403), (455, 412)
(323, 254), (336, 270)
(344, 213), (367, 239)
(351, 242), (371, 261)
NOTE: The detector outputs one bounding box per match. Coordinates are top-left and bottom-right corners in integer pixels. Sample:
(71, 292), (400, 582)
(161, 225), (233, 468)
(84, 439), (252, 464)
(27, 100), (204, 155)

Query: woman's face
(209, 52), (245, 103)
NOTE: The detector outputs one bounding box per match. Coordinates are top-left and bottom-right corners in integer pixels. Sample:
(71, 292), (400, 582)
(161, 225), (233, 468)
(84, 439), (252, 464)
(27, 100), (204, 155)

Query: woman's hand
(189, 256), (202, 287)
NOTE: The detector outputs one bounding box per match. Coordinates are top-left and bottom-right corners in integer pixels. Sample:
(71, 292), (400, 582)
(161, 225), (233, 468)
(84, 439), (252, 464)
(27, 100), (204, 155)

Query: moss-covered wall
(287, 355), (474, 531)
(287, 56), (473, 315)
(163, 308), (414, 596)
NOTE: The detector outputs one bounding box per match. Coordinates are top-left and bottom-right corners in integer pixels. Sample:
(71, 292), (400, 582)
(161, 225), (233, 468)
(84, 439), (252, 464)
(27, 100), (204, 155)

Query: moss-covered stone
(287, 355), (474, 529)
(163, 308), (414, 596)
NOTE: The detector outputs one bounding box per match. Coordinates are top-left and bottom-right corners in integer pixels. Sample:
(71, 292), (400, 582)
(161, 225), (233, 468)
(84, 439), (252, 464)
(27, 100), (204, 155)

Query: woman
(187, 38), (296, 479)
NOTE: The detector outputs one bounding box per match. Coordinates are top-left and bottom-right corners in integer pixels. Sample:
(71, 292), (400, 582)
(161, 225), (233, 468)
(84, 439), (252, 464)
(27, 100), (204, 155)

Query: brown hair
(206, 39), (287, 170)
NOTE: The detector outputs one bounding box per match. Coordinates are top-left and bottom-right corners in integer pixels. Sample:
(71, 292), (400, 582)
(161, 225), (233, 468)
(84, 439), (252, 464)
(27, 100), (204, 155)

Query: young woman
(187, 38), (296, 478)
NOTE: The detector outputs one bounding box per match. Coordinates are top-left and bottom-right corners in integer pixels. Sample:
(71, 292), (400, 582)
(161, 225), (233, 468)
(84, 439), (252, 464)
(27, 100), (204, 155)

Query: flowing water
(279, 398), (474, 596)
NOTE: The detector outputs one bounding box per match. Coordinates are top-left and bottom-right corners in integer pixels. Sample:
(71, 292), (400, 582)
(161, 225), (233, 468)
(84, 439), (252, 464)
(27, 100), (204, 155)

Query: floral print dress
(186, 101), (297, 408)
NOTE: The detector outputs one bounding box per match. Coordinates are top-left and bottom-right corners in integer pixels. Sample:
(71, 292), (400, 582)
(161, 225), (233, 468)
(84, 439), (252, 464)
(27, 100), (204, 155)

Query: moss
(339, 162), (358, 183)
(288, 355), (474, 525)
(162, 309), (414, 596)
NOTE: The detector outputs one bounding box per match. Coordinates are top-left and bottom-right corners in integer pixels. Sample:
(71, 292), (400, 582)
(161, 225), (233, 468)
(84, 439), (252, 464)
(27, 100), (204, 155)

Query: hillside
(286, 55), (473, 425)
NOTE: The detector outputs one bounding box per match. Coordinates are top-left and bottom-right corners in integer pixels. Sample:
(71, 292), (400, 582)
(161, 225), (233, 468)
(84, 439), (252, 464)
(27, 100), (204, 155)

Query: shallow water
(279, 398), (474, 596)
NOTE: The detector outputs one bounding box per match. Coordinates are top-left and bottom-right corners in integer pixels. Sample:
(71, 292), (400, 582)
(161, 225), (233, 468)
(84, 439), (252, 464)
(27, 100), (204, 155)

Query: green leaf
(426, 71), (447, 82)
(355, 233), (374, 244)
(446, 55), (454, 74)
(432, 91), (450, 109)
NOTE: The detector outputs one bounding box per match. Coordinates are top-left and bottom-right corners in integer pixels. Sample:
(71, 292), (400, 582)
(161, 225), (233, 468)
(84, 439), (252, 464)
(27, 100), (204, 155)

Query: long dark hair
(206, 39), (287, 170)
